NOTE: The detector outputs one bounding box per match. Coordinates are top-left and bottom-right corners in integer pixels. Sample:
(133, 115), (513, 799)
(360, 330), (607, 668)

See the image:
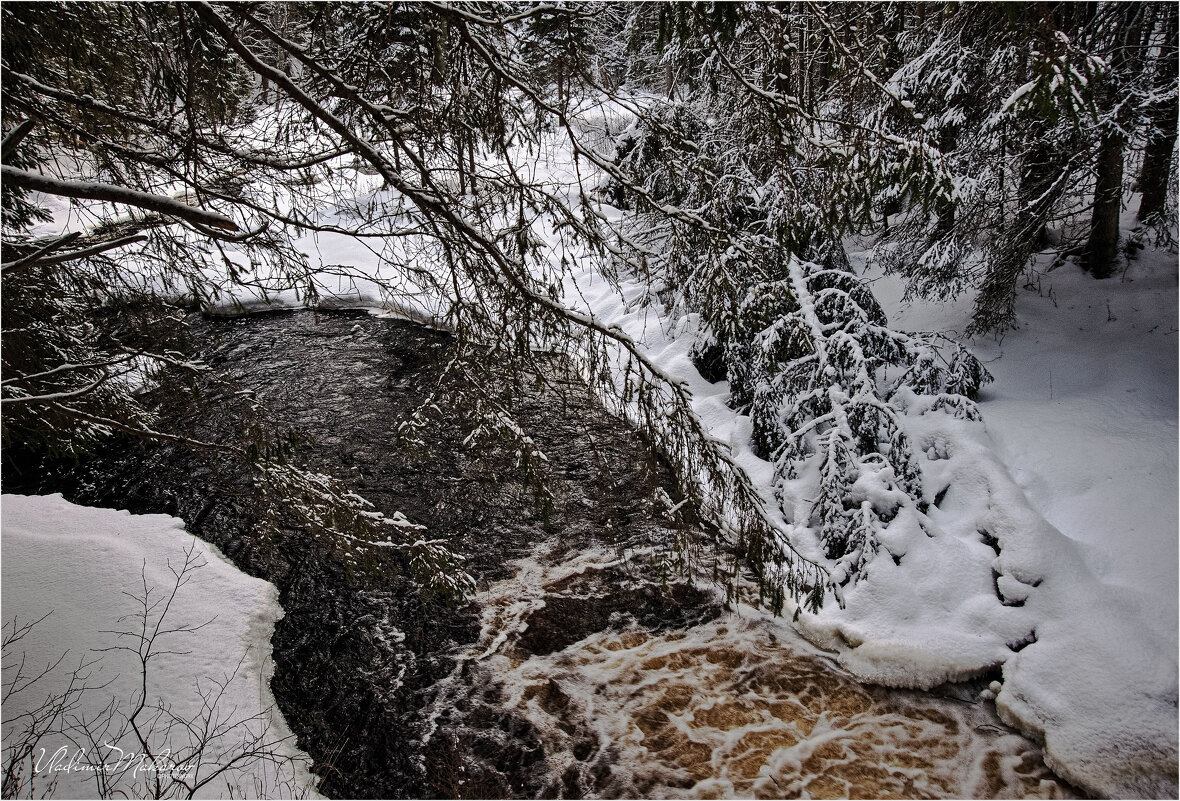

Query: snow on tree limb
(0, 119), (35, 163)
(0, 233), (147, 273)
(0, 166), (239, 231)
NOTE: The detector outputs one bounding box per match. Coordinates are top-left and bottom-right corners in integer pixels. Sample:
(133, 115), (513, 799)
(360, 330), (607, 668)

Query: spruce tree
(1137, 5), (1179, 232)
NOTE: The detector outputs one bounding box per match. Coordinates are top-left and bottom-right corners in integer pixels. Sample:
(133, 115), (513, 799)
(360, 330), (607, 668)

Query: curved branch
(1, 119), (36, 163)
(1, 234), (147, 273)
(0, 232), (82, 272)
(0, 166), (239, 231)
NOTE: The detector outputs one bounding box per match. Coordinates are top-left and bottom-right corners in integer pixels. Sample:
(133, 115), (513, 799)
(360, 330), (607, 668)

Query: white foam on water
(428, 547), (1075, 799)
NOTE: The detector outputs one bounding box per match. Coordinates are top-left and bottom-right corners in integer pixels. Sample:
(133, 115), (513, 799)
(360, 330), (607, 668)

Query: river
(17, 308), (1078, 799)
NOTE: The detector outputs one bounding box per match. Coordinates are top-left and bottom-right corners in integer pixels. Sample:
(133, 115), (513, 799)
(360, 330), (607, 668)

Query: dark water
(12, 309), (1074, 799)
(16, 309), (715, 798)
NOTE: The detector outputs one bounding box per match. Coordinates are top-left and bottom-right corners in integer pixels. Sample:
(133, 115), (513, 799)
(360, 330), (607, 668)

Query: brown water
(428, 546), (1076, 799)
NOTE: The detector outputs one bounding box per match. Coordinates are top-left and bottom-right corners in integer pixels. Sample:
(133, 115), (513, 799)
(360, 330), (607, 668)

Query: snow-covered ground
(562, 224), (1177, 797)
(1, 494), (319, 799)
(18, 104), (1177, 796)
(858, 235), (1178, 797)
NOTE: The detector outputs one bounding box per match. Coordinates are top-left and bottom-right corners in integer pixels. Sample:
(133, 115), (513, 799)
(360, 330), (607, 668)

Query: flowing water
(27, 308), (1078, 799)
(427, 543), (1075, 799)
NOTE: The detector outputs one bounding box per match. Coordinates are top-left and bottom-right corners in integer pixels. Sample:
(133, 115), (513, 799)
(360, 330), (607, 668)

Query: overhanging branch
(0, 166), (239, 232)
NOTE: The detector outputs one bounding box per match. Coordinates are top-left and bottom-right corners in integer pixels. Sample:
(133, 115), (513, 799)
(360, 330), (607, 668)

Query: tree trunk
(1083, 5), (1147, 278)
(1138, 7), (1179, 225)
(431, 18), (449, 86)
(1086, 130), (1125, 278)
(935, 127), (957, 236)
(971, 135), (1068, 333)
(456, 137), (466, 196)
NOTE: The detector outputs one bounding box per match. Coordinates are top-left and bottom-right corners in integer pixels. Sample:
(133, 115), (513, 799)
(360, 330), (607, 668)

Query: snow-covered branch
(0, 167), (238, 231)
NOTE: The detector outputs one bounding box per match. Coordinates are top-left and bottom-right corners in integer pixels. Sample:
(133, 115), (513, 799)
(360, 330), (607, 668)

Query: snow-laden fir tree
(605, 13), (991, 586)
(874, 3), (1178, 330)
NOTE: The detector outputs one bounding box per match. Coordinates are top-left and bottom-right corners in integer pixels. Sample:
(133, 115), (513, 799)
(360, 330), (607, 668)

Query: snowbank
(855, 238), (1179, 797)
(1, 494), (319, 799)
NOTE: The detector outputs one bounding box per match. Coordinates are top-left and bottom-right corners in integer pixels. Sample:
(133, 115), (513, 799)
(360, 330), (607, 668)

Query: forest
(1, 2), (1177, 799)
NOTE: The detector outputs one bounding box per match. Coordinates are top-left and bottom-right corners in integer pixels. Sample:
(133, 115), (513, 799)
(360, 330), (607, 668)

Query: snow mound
(1, 493), (319, 799)
(798, 240), (1179, 798)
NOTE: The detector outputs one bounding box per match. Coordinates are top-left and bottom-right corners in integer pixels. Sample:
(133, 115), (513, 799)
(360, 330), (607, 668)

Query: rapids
(426, 544), (1076, 799)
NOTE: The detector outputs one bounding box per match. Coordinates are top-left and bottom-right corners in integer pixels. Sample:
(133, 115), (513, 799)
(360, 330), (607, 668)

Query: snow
(834, 231), (1178, 797)
(556, 170), (1177, 794)
(974, 264), (1178, 619)
(1, 493), (319, 799)
(20, 94), (1177, 796)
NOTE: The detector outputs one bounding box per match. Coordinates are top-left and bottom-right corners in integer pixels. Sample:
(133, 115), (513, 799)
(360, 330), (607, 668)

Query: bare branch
(1, 233), (147, 273)
(0, 232), (83, 272)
